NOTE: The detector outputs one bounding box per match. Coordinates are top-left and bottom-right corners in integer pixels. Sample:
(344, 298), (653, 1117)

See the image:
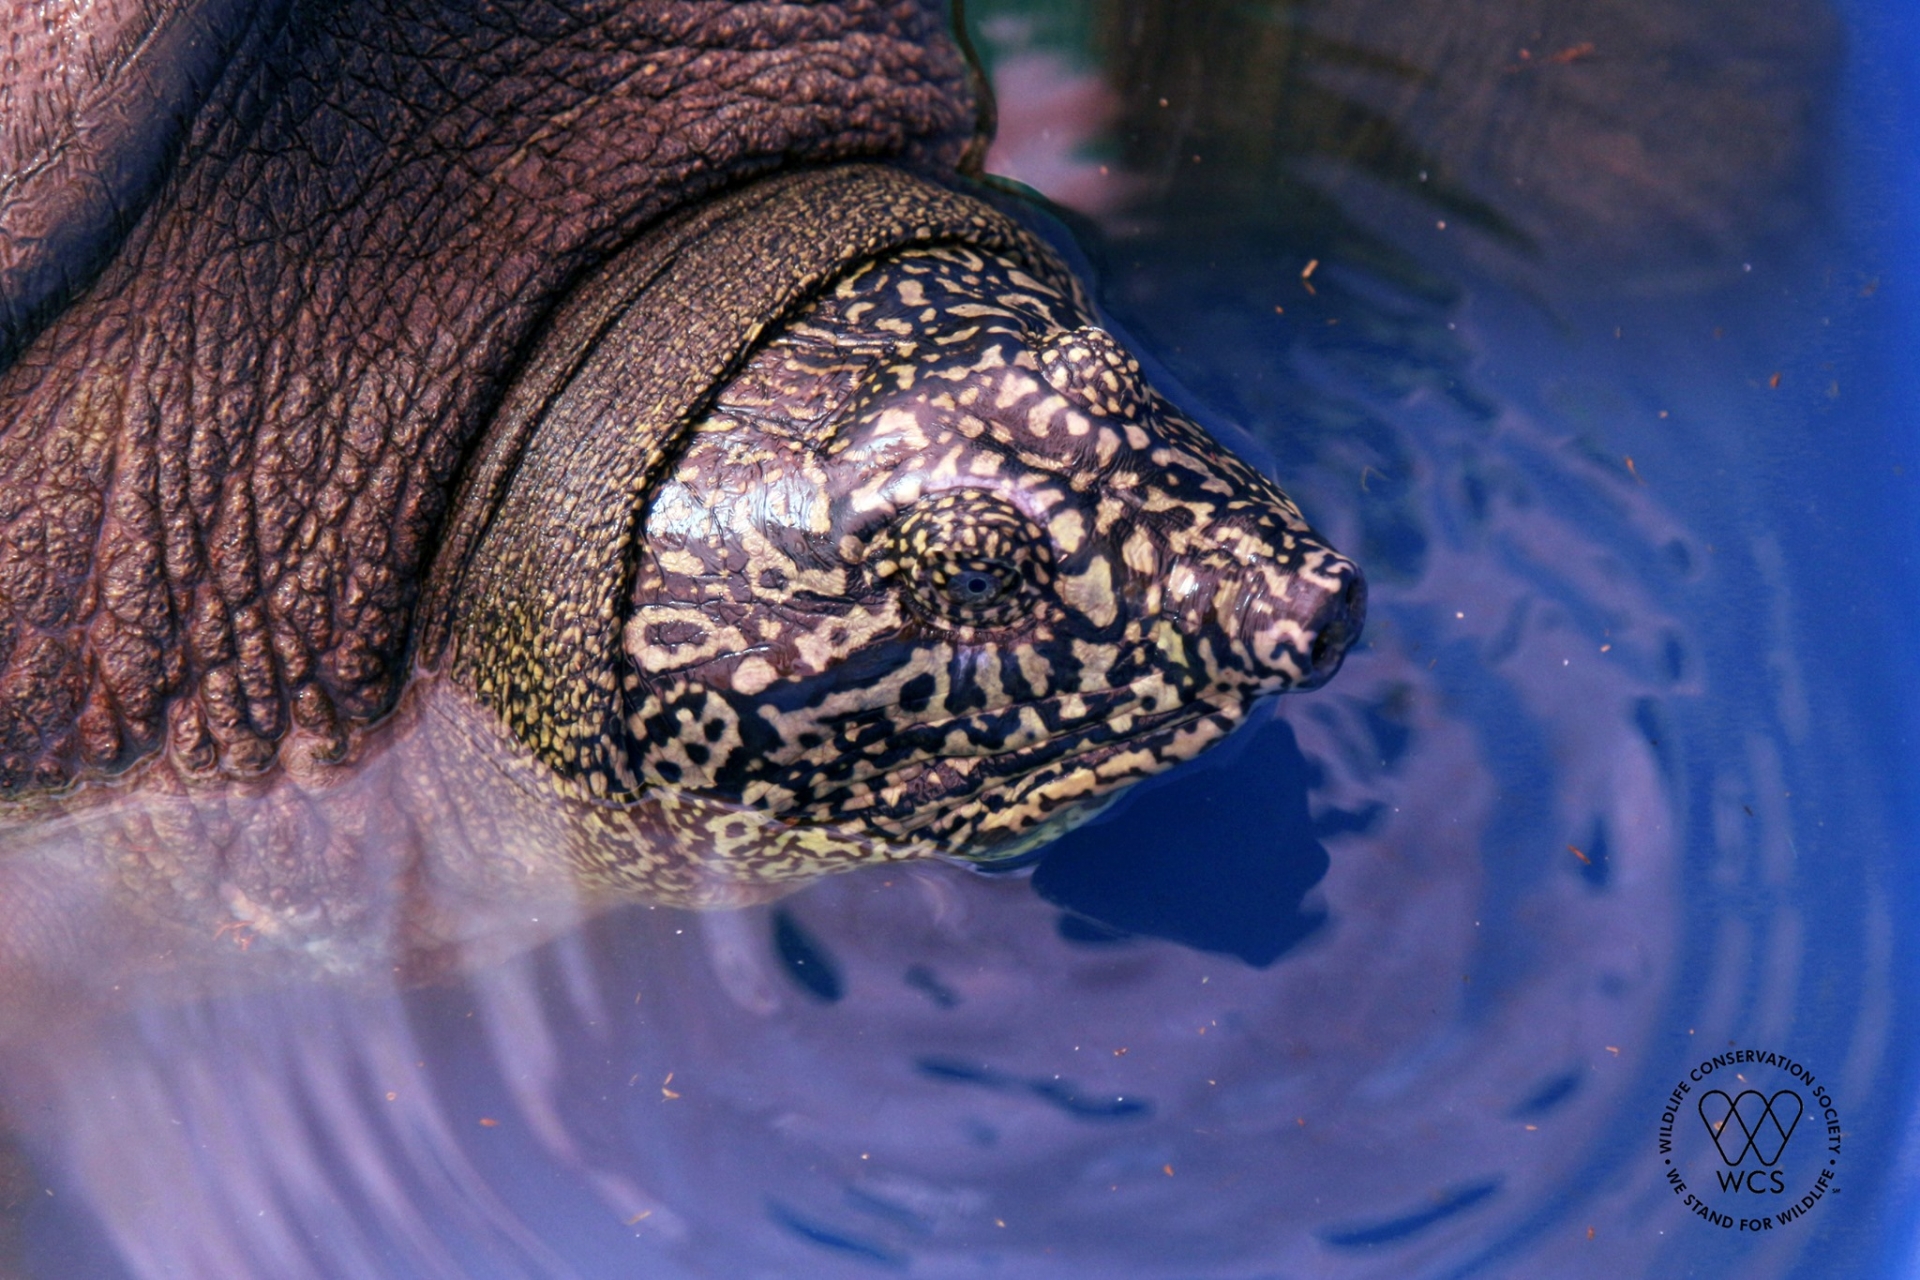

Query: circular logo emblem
(1657, 1048), (1840, 1231)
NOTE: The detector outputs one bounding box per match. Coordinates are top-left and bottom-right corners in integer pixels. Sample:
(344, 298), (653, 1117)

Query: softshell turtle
(0, 0), (1361, 973)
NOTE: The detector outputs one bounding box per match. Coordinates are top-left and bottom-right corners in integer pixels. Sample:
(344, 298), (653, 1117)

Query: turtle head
(621, 243), (1364, 863)
(429, 167), (1362, 899)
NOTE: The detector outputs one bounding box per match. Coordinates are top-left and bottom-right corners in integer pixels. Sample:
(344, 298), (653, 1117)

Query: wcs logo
(1658, 1048), (1838, 1229)
(1699, 1089), (1803, 1193)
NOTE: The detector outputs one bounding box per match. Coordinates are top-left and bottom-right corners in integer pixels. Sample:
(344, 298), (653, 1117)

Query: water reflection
(1, 0), (1913, 1275)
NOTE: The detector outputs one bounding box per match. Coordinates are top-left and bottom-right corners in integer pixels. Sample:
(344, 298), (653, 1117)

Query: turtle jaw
(927, 702), (1250, 863)
(786, 697), (1250, 863)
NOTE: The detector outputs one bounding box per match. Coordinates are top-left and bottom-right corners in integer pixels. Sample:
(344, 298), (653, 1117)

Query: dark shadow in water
(768, 1200), (910, 1270)
(771, 908), (845, 1003)
(1030, 718), (1330, 966)
(916, 1057), (1154, 1120)
(901, 964), (961, 1008)
(1320, 1177), (1504, 1248)
(1510, 1071), (1583, 1119)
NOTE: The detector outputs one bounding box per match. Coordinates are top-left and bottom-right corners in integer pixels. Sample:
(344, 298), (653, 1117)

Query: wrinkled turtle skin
(0, 0), (1362, 937)
(0, 0), (979, 787)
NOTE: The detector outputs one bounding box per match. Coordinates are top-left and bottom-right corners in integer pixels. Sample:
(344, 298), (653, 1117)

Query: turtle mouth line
(843, 698), (1237, 822)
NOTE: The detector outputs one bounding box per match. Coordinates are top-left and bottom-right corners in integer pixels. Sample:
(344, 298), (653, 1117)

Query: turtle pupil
(964, 574), (993, 597)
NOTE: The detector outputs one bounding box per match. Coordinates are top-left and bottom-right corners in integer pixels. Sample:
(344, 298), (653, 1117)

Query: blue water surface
(5, 1), (1917, 1277)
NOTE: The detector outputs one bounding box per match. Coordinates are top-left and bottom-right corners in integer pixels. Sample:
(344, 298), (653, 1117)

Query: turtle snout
(1232, 553), (1367, 691)
(1297, 560), (1366, 688)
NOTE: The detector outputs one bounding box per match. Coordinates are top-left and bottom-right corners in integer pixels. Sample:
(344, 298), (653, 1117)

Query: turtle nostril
(1303, 567), (1367, 686)
(1307, 617), (1345, 676)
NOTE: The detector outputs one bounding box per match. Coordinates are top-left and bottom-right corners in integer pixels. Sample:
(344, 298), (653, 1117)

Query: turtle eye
(871, 491), (1054, 628)
(937, 559), (1020, 610)
(950, 566), (1011, 602)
